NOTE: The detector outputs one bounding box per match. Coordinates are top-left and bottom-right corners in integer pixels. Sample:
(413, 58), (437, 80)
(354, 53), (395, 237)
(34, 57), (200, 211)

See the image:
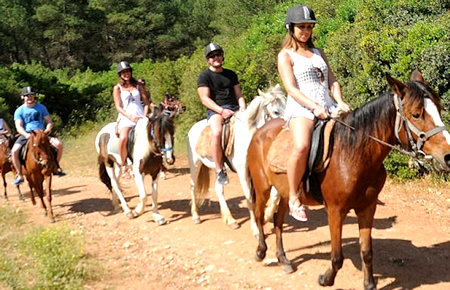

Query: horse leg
(214, 181), (239, 229)
(190, 177), (201, 224)
(264, 187), (280, 224)
(274, 197), (294, 273)
(43, 176), (55, 223)
(254, 186), (271, 261)
(105, 166), (133, 218)
(149, 176), (166, 225)
(132, 171), (148, 217)
(2, 172), (7, 201)
(318, 207), (346, 286)
(356, 201), (377, 290)
(16, 185), (24, 202)
(236, 166), (258, 237)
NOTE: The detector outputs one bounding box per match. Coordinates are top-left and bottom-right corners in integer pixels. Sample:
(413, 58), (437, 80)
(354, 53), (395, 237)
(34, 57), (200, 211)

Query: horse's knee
(361, 248), (373, 264)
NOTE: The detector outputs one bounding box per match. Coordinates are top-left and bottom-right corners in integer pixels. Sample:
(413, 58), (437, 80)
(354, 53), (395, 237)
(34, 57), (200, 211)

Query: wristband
(311, 102), (318, 113)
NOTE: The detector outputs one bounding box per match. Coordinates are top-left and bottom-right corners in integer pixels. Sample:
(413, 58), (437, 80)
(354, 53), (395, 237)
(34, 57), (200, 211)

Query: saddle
(267, 119), (336, 203)
(195, 117), (236, 170)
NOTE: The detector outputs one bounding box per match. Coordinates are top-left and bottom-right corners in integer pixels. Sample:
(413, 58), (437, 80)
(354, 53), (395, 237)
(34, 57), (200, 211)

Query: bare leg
(286, 117), (314, 221)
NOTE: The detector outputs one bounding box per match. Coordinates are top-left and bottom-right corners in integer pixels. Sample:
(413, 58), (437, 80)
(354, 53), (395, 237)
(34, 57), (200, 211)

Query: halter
(393, 81), (446, 159)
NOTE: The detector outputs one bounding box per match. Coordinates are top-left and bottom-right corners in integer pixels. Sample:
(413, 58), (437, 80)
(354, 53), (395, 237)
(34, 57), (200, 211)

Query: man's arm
(43, 115), (53, 135)
(15, 119), (30, 138)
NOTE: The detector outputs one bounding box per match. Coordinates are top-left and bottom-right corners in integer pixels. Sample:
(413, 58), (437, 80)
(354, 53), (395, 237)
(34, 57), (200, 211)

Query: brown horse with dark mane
(247, 70), (450, 289)
(23, 130), (58, 222)
(0, 137), (24, 201)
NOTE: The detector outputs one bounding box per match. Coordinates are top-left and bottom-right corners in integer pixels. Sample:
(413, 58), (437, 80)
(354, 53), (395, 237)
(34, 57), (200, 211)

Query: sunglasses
(208, 52), (223, 58)
(313, 67), (324, 83)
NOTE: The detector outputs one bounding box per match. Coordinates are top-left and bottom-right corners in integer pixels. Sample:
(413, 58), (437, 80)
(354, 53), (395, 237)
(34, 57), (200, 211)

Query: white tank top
(118, 84), (145, 119)
(285, 48), (335, 109)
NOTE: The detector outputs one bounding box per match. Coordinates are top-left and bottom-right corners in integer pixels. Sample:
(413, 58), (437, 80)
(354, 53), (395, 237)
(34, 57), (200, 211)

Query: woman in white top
(113, 61), (150, 173)
(278, 5), (350, 222)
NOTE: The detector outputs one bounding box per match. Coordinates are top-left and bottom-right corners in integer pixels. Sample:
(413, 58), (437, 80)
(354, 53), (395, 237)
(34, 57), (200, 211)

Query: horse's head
(387, 69), (450, 172)
(28, 130), (54, 170)
(259, 84), (286, 121)
(150, 114), (176, 165)
(245, 84), (287, 129)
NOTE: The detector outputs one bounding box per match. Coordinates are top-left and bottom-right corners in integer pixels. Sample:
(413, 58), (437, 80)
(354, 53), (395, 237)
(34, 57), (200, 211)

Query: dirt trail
(2, 156), (449, 289)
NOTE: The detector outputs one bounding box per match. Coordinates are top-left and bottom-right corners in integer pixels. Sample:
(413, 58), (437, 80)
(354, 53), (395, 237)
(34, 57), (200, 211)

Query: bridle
(149, 116), (173, 154)
(392, 81), (446, 159)
(28, 138), (51, 168)
(332, 82), (446, 162)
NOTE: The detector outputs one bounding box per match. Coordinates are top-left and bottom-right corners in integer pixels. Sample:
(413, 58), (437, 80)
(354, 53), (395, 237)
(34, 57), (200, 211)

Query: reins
(332, 86), (445, 162)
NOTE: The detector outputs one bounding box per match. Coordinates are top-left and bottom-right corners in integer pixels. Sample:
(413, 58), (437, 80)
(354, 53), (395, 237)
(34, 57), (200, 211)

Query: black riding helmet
(285, 4), (317, 30)
(21, 86), (35, 97)
(204, 43), (223, 58)
(116, 61), (132, 75)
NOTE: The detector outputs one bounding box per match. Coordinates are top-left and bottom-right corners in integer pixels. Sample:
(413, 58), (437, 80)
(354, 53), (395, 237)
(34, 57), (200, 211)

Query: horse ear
(386, 73), (406, 97)
(410, 68), (425, 83)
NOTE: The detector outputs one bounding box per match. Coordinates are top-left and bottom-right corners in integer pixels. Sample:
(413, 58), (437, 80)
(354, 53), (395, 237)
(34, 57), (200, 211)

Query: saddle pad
(267, 120), (336, 174)
(195, 117), (235, 159)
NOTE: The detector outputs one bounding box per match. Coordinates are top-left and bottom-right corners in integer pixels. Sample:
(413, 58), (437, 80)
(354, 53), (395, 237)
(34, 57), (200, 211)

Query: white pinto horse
(95, 114), (176, 224)
(187, 85), (286, 235)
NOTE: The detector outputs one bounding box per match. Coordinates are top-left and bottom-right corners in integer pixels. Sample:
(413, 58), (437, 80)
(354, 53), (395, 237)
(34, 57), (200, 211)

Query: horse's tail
(194, 163), (210, 206)
(187, 135), (209, 206)
(98, 156), (112, 191)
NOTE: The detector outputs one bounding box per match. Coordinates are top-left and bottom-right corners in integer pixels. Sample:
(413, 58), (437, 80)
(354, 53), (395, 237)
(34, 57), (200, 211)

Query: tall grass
(0, 206), (98, 289)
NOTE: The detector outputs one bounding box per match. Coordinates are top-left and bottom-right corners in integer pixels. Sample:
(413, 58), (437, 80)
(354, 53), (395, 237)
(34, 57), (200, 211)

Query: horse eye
(412, 112), (421, 119)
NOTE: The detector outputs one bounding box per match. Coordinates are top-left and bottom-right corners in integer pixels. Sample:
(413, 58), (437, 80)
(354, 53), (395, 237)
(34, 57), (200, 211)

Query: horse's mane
(334, 80), (441, 155)
(151, 114), (175, 143)
(245, 84), (286, 129)
(334, 92), (397, 153)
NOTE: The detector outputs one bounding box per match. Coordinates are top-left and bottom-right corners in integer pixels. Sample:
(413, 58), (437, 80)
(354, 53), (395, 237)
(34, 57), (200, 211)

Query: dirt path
(2, 156), (449, 289)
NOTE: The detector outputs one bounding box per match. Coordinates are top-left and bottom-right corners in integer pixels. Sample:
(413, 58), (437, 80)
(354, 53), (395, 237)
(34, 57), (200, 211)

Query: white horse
(187, 85), (286, 235)
(95, 114), (175, 224)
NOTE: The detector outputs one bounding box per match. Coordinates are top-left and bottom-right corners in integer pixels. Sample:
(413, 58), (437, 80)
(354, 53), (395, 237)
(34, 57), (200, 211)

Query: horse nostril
(445, 153), (450, 166)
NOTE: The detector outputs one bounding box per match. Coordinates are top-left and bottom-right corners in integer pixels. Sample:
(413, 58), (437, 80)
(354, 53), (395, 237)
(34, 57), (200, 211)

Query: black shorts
(206, 104), (239, 120)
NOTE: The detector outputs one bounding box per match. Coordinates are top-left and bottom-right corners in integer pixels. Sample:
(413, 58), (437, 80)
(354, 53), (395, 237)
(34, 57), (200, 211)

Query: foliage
(0, 0), (448, 181)
(384, 151), (419, 181)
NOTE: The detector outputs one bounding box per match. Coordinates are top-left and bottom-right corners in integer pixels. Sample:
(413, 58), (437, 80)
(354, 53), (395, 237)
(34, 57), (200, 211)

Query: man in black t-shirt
(197, 43), (246, 185)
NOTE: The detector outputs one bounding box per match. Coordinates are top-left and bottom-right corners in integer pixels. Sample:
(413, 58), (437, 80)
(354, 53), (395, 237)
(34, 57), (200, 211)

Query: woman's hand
(337, 102), (351, 112)
(312, 104), (329, 120)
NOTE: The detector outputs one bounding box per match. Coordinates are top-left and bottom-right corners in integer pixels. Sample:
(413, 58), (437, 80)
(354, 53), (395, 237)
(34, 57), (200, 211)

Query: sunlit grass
(0, 206), (99, 289)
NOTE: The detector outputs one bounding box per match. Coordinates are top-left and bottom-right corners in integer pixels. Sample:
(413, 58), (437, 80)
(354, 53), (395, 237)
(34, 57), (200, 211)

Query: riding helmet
(204, 43), (223, 58)
(21, 86), (35, 97)
(116, 61), (132, 74)
(285, 4), (317, 29)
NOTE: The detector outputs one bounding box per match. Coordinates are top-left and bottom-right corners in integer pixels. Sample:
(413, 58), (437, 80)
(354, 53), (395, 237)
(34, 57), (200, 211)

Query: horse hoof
(282, 263), (294, 274)
(49, 218), (55, 223)
(318, 274), (334, 287)
(228, 222), (240, 230)
(125, 212), (136, 219)
(156, 218), (166, 226)
(193, 218), (201, 224)
(255, 251), (266, 262)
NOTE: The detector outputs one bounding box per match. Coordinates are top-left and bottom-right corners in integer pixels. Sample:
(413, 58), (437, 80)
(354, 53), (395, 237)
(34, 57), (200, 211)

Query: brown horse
(247, 70), (450, 289)
(23, 130), (58, 223)
(0, 137), (24, 201)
